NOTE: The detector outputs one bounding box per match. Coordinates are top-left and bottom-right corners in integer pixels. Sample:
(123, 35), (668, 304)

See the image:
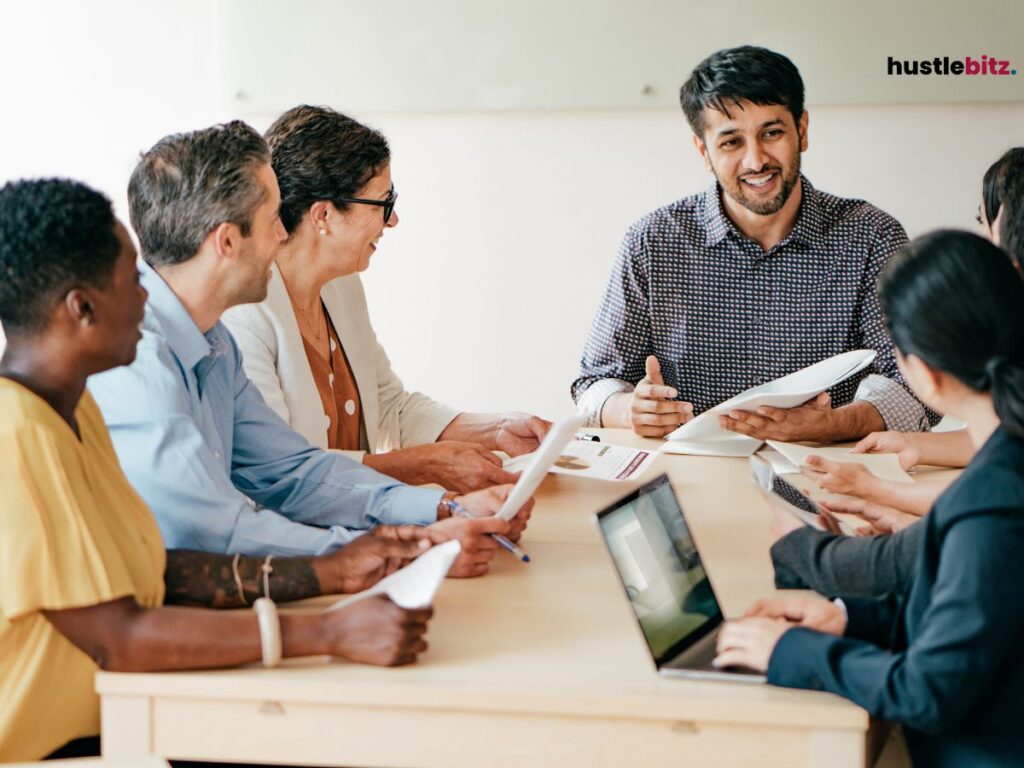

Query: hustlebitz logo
(888, 56), (1017, 76)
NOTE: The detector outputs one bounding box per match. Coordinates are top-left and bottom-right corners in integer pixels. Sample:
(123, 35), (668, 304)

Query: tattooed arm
(162, 525), (445, 608)
(163, 550), (323, 608)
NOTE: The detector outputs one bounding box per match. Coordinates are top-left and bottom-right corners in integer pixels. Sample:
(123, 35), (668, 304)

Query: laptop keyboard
(667, 632), (761, 677)
(681, 638), (719, 671)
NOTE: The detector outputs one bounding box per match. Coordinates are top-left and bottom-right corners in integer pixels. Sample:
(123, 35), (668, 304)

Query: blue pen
(446, 500), (530, 563)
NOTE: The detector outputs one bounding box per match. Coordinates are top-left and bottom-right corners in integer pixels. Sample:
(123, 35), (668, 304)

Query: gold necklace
(294, 300), (331, 362)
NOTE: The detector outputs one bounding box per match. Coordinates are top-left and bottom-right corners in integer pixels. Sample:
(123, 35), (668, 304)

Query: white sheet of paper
(659, 433), (762, 457)
(324, 539), (462, 611)
(756, 446), (801, 474)
(496, 415), (584, 520)
(663, 350), (877, 453)
(765, 440), (913, 484)
(505, 440), (657, 481)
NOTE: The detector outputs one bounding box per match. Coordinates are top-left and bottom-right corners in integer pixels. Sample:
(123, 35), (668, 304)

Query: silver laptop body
(595, 473), (765, 684)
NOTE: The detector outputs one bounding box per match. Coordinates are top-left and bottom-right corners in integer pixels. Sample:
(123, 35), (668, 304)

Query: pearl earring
(319, 228), (327, 236)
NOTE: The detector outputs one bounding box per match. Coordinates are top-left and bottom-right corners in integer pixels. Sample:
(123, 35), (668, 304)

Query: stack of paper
(325, 539), (462, 611)
(661, 350), (877, 457)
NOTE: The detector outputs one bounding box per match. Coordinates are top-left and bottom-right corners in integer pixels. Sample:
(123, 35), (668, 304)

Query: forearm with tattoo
(163, 550), (323, 608)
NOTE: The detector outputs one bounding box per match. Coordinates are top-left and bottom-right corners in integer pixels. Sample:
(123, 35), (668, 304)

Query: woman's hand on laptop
(744, 594), (847, 635)
(714, 595), (848, 672)
(713, 618), (792, 673)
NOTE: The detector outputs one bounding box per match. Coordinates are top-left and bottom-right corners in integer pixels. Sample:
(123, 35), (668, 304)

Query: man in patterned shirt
(572, 46), (937, 440)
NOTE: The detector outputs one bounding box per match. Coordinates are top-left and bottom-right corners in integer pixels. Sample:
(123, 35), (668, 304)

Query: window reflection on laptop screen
(598, 477), (722, 661)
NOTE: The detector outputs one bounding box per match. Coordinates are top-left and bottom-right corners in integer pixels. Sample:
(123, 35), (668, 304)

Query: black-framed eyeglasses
(336, 186), (397, 223)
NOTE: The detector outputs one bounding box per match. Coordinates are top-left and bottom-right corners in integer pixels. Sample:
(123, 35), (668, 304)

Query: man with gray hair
(90, 121), (526, 566)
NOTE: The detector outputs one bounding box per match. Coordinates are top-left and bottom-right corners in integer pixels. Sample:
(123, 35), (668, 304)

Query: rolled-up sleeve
(854, 222), (940, 431)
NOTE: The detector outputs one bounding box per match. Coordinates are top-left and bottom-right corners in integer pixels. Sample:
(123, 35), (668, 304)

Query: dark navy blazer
(769, 427), (1024, 767)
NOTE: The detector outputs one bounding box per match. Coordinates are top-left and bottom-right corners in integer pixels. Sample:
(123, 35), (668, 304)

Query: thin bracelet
(260, 554), (275, 600)
(231, 552), (249, 606)
(437, 492), (458, 519)
(252, 597), (282, 668)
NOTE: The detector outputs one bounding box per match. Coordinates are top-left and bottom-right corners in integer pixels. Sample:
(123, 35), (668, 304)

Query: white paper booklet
(495, 415), (585, 520)
(662, 350), (877, 457)
(325, 539), (462, 611)
(764, 440), (913, 484)
(504, 439), (657, 482)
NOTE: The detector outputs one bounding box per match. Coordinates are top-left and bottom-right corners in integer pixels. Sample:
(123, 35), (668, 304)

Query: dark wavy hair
(0, 178), (120, 334)
(879, 229), (1024, 438)
(128, 120), (270, 267)
(995, 157), (1024, 273)
(265, 105), (390, 235)
(981, 147), (1024, 228)
(680, 46), (805, 138)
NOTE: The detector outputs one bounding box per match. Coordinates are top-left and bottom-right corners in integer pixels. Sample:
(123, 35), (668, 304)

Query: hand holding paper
(663, 350), (877, 457)
(720, 392), (835, 442)
(326, 539), (463, 612)
(495, 415), (584, 521)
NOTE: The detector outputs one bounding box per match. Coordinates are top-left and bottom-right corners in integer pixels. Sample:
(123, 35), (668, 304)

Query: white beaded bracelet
(253, 597), (282, 668)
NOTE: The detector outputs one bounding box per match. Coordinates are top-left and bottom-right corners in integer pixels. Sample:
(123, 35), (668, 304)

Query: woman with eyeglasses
(715, 229), (1024, 767)
(222, 105), (550, 497)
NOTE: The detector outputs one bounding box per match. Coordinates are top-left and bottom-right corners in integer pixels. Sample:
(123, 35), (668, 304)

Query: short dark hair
(0, 178), (120, 334)
(265, 105), (390, 234)
(880, 229), (1024, 438)
(128, 120), (270, 267)
(680, 46), (805, 137)
(989, 150), (1024, 272)
(982, 146), (1024, 227)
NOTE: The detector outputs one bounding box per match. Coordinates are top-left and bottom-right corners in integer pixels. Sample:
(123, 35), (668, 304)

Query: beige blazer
(222, 266), (458, 461)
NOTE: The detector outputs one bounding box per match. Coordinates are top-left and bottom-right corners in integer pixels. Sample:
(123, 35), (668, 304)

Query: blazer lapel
(266, 265), (330, 449)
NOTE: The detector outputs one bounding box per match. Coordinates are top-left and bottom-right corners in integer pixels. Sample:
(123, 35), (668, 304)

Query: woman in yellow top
(0, 179), (510, 762)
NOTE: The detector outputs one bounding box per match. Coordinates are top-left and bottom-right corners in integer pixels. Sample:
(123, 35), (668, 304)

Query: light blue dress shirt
(89, 263), (442, 556)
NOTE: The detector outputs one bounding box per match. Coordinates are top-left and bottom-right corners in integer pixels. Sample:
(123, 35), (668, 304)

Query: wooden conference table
(98, 429), (891, 767)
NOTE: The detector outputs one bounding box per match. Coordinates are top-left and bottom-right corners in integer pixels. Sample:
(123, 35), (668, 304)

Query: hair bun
(985, 356), (1008, 389)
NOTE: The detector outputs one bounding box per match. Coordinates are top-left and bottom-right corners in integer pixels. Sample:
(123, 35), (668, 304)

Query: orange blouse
(298, 308), (363, 451)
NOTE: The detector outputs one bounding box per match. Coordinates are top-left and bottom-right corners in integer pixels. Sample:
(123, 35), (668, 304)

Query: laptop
(594, 473), (765, 683)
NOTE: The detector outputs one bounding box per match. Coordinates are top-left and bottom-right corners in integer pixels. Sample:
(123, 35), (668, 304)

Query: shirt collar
(140, 261), (214, 374)
(702, 174), (824, 249)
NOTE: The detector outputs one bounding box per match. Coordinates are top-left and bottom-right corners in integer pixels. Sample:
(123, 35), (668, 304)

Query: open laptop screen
(596, 474), (723, 666)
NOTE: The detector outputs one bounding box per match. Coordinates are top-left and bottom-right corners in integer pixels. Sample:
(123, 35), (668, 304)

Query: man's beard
(718, 158), (800, 216)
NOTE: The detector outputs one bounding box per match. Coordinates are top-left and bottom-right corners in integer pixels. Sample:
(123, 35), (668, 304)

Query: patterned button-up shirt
(572, 177), (938, 431)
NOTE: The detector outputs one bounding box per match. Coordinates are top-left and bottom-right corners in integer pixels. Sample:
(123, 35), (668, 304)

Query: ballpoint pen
(444, 499), (530, 563)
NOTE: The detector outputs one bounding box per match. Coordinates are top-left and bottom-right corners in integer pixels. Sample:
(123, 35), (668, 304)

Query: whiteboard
(219, 0), (1024, 113)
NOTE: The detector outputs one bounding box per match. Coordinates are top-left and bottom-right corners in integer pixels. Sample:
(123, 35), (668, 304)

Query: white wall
(0, 0), (225, 217)
(2, 2), (1022, 421)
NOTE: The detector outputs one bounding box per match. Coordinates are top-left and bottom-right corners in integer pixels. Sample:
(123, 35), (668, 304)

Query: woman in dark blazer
(713, 230), (1024, 767)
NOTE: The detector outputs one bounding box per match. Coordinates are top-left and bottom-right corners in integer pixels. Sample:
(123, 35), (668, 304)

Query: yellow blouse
(0, 380), (166, 762)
